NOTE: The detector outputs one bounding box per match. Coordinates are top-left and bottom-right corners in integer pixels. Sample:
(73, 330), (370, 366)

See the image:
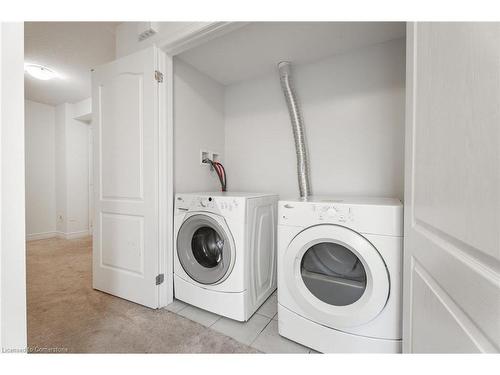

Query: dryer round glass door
(284, 224), (390, 328)
(301, 242), (367, 306)
(177, 214), (234, 285)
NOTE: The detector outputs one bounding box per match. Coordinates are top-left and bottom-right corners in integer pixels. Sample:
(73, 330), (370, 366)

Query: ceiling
(24, 22), (119, 106)
(178, 22), (406, 85)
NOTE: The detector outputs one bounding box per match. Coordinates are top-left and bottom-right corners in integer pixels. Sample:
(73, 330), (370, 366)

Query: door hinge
(155, 273), (164, 285)
(155, 70), (163, 83)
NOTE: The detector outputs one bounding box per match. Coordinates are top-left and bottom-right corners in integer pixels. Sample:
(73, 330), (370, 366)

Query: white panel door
(404, 22), (500, 353)
(92, 46), (166, 308)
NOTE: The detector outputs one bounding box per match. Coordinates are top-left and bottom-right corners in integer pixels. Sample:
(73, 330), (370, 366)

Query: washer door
(177, 213), (235, 285)
(284, 224), (390, 328)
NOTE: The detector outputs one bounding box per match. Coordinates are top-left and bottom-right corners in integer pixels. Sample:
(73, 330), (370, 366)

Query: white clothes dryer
(277, 196), (403, 353)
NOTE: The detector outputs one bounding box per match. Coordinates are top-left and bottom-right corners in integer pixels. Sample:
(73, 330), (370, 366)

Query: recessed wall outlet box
(137, 22), (160, 42)
(200, 150), (222, 166)
(200, 150), (211, 165)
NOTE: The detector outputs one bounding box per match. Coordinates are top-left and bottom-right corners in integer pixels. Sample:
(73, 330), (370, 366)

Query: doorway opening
(24, 22), (115, 352)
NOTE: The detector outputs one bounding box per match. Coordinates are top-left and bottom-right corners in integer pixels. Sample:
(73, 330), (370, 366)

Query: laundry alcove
(172, 22), (406, 200)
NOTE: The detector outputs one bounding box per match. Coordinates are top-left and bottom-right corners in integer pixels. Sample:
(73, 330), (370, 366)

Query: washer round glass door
(284, 224), (390, 328)
(177, 213), (234, 285)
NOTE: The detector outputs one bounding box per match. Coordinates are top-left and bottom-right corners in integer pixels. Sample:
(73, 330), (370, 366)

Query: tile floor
(166, 291), (315, 353)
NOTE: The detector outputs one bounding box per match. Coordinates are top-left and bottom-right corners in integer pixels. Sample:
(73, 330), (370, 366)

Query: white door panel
(100, 72), (144, 200)
(92, 46), (165, 308)
(404, 22), (500, 353)
(100, 213), (144, 275)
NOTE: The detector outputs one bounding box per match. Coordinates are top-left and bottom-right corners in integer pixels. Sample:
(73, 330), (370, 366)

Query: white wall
(55, 103), (89, 238)
(0, 22), (27, 351)
(225, 38), (406, 200)
(24, 100), (89, 241)
(173, 58), (225, 193)
(24, 100), (56, 239)
(65, 112), (89, 235)
(73, 97), (92, 122)
(55, 104), (66, 234)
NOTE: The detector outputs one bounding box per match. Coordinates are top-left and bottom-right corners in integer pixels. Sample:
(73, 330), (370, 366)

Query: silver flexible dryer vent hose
(278, 61), (312, 199)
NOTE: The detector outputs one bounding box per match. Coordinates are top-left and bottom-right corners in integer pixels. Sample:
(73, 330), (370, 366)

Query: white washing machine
(277, 197), (403, 353)
(174, 192), (278, 321)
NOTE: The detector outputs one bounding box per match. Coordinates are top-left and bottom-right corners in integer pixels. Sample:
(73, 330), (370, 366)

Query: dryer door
(177, 213), (235, 285)
(284, 224), (390, 328)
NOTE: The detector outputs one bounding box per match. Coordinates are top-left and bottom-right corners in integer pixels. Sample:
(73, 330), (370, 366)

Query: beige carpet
(27, 236), (258, 353)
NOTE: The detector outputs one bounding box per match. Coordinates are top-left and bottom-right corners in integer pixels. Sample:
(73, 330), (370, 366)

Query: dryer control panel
(280, 202), (354, 226)
(278, 198), (403, 237)
(314, 204), (354, 224)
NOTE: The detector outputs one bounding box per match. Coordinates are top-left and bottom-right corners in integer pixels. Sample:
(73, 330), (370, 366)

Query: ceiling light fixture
(24, 64), (58, 80)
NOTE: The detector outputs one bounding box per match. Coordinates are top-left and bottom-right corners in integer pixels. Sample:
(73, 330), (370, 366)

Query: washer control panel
(218, 199), (239, 212)
(195, 196), (217, 209)
(176, 195), (239, 214)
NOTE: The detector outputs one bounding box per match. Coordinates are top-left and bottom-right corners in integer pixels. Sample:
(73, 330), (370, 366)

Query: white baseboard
(57, 230), (90, 240)
(26, 231), (58, 241)
(27, 230), (91, 241)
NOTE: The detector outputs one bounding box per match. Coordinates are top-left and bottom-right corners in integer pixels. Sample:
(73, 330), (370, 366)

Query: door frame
(0, 22), (27, 351)
(402, 21), (416, 353)
(88, 125), (93, 235)
(157, 22), (247, 56)
(157, 48), (173, 307)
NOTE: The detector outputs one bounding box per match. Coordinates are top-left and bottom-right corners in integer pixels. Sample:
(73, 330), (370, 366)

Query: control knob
(326, 207), (337, 217)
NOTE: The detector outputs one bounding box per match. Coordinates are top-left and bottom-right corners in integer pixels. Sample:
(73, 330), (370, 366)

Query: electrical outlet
(212, 152), (221, 163)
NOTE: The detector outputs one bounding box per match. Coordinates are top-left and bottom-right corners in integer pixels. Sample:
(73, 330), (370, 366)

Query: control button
(326, 207), (337, 216)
